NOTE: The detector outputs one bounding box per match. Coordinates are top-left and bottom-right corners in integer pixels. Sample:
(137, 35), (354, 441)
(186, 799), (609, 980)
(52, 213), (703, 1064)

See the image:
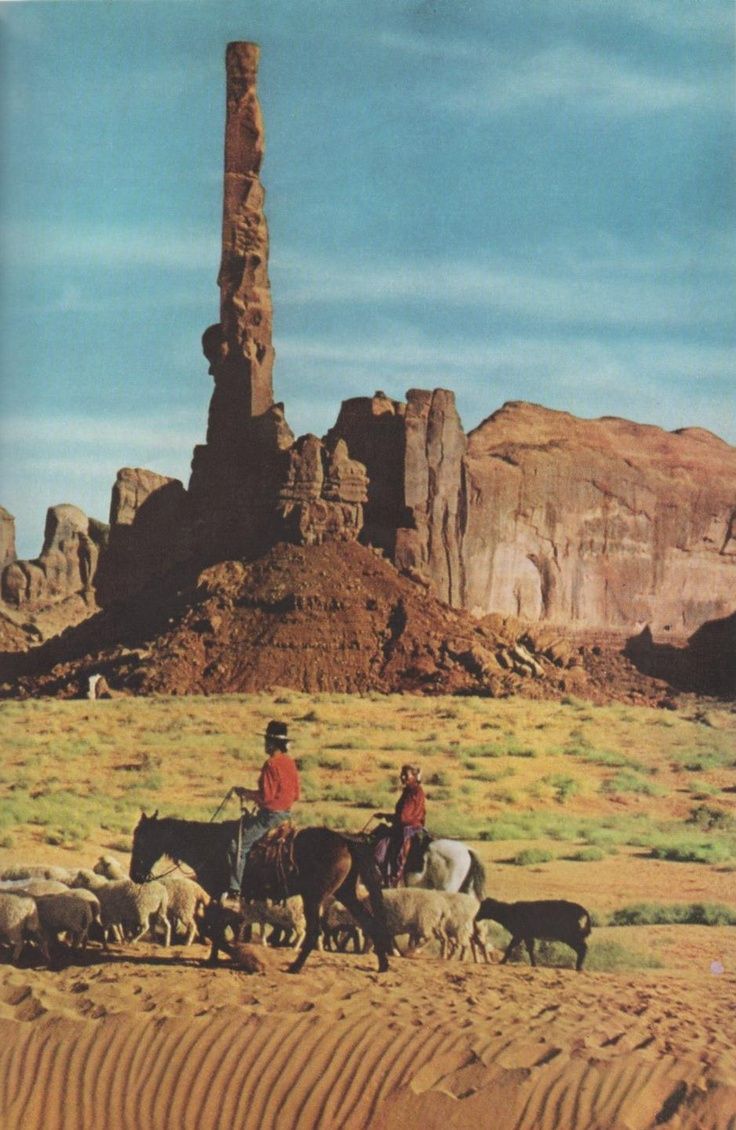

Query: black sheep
(475, 897), (592, 971)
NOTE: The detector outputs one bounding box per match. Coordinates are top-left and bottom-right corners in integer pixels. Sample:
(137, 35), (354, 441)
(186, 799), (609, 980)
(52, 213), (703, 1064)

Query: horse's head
(129, 810), (162, 883)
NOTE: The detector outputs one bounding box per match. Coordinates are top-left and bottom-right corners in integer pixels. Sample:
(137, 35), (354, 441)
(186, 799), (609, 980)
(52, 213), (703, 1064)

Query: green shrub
(567, 847), (606, 862)
(601, 772), (660, 797)
(609, 902), (736, 926)
(543, 774), (581, 804)
(510, 848), (554, 866)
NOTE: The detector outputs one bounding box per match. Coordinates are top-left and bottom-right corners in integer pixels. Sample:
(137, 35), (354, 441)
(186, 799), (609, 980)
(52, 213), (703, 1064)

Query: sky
(1, 0), (734, 559)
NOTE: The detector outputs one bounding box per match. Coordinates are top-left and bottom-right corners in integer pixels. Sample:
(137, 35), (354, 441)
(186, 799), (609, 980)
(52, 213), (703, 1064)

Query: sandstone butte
(1, 42), (734, 701)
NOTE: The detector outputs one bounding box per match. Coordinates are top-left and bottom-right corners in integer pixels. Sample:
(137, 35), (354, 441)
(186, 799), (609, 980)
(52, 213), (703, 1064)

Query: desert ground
(0, 692), (734, 1129)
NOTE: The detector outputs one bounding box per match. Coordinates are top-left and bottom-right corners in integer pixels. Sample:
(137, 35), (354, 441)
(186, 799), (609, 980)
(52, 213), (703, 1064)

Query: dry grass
(0, 692), (734, 886)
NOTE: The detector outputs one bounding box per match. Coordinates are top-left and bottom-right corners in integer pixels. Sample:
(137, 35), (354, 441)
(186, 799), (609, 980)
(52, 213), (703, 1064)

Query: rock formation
(0, 504), (107, 638)
(0, 508), (16, 570)
(462, 403), (736, 637)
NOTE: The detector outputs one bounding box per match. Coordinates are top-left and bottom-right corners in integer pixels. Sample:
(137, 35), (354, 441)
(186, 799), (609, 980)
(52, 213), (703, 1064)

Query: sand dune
(0, 939), (734, 1130)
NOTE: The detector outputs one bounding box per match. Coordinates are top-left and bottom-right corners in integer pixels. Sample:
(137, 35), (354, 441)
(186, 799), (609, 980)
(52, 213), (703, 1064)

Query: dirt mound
(0, 542), (586, 700)
(1, 541), (706, 704)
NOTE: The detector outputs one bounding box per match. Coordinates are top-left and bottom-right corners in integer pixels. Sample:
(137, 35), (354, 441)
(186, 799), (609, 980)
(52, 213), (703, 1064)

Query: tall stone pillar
(202, 41), (274, 450)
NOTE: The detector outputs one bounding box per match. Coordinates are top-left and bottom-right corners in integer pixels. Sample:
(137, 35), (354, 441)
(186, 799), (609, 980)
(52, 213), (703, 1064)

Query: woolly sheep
(235, 897), (306, 948)
(34, 892), (101, 950)
(93, 856), (210, 945)
(94, 879), (171, 947)
(0, 879), (70, 896)
(475, 898), (592, 971)
(0, 865), (75, 884)
(0, 892), (49, 963)
(321, 896), (365, 953)
(380, 888), (448, 954)
(157, 876), (210, 946)
(433, 892), (481, 961)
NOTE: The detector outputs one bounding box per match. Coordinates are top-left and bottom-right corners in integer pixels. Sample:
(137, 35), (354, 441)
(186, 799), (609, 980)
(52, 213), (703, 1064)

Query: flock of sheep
(0, 854), (592, 972)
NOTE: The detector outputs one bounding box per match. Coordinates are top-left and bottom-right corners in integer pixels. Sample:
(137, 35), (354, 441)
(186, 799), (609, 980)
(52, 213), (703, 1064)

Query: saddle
(243, 822), (299, 900)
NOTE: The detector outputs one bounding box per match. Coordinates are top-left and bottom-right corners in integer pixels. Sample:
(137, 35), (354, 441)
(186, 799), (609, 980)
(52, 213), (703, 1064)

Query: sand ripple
(0, 948), (734, 1129)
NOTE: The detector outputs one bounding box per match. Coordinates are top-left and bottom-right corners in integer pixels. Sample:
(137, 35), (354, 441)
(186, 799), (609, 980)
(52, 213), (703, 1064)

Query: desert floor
(0, 693), (734, 1128)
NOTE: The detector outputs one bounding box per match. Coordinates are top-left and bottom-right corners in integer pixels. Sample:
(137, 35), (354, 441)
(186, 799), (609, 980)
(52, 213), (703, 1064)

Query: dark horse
(130, 812), (391, 973)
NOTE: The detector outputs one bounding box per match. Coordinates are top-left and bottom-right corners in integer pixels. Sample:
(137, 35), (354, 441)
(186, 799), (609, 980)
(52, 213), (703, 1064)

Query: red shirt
(395, 784), (426, 827)
(258, 751), (300, 812)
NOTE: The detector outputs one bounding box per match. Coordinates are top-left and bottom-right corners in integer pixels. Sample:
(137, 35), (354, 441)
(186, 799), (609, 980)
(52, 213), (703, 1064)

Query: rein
(139, 789), (238, 884)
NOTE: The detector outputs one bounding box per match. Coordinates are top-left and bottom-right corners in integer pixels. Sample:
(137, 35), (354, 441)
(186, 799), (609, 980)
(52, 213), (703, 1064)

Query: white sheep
(235, 897), (306, 948)
(157, 876), (210, 945)
(433, 892), (482, 961)
(92, 855), (209, 946)
(0, 878), (70, 896)
(0, 892), (50, 963)
(93, 879), (170, 947)
(380, 888), (448, 954)
(34, 892), (101, 950)
(0, 864), (76, 884)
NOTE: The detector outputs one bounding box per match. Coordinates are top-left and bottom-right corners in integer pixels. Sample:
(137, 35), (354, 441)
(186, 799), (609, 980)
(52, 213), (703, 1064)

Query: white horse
(403, 836), (486, 899)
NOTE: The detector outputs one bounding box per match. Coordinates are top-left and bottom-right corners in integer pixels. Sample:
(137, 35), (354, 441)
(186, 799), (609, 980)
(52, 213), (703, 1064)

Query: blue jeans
(228, 809), (290, 892)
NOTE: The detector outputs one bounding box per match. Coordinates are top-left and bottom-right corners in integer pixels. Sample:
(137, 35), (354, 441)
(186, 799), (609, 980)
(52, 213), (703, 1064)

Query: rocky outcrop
(0, 508), (15, 570)
(94, 468), (191, 606)
(329, 389), (466, 604)
(0, 504), (107, 631)
(461, 402), (736, 636)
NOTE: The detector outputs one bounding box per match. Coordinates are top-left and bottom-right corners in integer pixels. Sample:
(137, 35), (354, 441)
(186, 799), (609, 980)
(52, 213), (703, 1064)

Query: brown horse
(130, 812), (391, 973)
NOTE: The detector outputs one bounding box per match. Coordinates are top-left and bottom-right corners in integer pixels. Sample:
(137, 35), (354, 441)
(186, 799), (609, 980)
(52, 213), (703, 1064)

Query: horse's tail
(459, 849), (486, 901)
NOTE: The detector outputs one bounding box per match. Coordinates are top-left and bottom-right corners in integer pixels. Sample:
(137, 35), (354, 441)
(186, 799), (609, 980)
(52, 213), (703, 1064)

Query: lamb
(92, 879), (171, 947)
(34, 892), (102, 951)
(475, 898), (592, 971)
(0, 892), (50, 963)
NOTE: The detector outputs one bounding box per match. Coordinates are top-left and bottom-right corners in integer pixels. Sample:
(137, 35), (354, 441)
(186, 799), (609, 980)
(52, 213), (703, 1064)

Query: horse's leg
(288, 894), (321, 974)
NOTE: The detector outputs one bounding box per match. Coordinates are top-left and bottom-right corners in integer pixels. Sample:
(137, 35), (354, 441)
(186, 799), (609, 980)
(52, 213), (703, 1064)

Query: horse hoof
(287, 961), (303, 974)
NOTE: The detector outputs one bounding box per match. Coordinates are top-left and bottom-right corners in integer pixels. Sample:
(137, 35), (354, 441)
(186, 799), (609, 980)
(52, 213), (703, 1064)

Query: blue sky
(1, 1), (734, 559)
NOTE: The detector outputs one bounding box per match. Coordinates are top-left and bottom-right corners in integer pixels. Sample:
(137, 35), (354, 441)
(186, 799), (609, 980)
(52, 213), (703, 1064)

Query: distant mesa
(1, 42), (734, 700)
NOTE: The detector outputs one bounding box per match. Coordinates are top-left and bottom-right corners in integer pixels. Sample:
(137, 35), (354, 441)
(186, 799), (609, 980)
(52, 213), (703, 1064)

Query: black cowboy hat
(259, 720), (291, 743)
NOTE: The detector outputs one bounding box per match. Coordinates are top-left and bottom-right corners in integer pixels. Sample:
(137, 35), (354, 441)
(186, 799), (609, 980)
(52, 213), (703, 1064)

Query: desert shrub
(542, 774), (581, 804)
(427, 770), (451, 787)
(317, 754), (348, 770)
(583, 941), (663, 972)
(688, 804), (735, 832)
(650, 841), (734, 865)
(510, 848), (554, 866)
(600, 772), (661, 797)
(505, 744), (537, 758)
(567, 847), (606, 862)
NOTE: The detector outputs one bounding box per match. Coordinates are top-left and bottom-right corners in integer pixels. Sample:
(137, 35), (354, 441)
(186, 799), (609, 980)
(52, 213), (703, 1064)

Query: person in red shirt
(227, 720), (300, 897)
(375, 764), (427, 886)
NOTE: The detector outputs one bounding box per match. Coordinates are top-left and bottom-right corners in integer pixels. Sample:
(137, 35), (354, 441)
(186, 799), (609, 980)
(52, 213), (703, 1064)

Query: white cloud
(445, 44), (715, 117)
(0, 221), (218, 271)
(272, 243), (733, 330)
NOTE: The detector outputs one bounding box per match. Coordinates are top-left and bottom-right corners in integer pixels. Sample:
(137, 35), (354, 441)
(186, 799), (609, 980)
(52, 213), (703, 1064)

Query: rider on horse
(374, 763), (426, 886)
(227, 720), (300, 897)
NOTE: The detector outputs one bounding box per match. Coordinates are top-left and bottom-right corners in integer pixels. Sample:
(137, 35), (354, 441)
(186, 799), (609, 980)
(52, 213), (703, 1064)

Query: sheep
(92, 856), (210, 945)
(235, 897), (306, 948)
(34, 892), (102, 951)
(0, 865), (76, 884)
(0, 879), (70, 896)
(321, 895), (366, 953)
(200, 898), (306, 965)
(157, 876), (210, 945)
(475, 898), (592, 971)
(433, 892), (482, 962)
(0, 892), (50, 964)
(380, 888), (448, 955)
(93, 879), (171, 947)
